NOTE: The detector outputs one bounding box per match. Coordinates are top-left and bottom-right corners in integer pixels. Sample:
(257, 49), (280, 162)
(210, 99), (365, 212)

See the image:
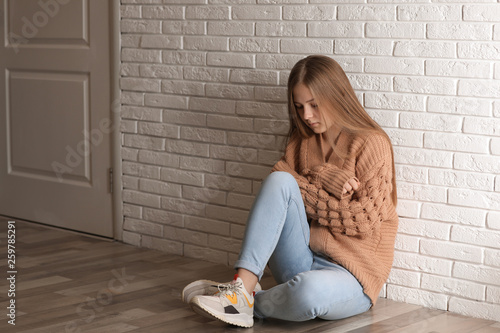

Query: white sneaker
(190, 274), (255, 328)
(182, 278), (261, 304)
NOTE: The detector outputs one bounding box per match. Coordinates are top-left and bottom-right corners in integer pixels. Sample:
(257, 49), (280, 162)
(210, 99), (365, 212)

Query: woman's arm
(300, 159), (393, 238)
(299, 135), (394, 238)
(303, 163), (359, 200)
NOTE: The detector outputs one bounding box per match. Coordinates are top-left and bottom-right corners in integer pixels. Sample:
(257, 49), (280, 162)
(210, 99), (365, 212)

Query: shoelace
(217, 281), (243, 297)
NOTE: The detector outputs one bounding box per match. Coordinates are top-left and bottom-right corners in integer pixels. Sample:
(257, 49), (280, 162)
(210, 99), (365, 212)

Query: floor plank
(0, 217), (499, 332)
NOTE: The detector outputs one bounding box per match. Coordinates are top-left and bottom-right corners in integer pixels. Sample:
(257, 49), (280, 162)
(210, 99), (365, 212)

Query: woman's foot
(190, 274), (255, 328)
(182, 278), (261, 303)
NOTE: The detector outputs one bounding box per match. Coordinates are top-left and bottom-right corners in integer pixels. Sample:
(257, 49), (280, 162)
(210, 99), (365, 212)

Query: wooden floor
(1, 217), (499, 333)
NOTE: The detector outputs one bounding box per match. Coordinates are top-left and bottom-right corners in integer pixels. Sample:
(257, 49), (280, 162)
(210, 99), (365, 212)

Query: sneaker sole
(190, 297), (253, 328)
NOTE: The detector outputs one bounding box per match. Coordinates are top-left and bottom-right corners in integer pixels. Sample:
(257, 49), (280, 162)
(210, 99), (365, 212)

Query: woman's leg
(254, 255), (372, 321)
(188, 172), (314, 327)
(234, 171), (314, 284)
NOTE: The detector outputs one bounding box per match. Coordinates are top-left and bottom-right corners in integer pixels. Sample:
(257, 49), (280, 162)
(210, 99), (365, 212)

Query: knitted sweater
(271, 128), (399, 305)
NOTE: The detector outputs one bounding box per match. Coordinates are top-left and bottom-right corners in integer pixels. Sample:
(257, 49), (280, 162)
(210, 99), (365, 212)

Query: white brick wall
(119, 1), (500, 321)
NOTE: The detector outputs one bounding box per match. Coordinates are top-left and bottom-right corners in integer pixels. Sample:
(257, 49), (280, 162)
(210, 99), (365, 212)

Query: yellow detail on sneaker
(225, 293), (238, 304)
(225, 291), (253, 308)
(243, 293), (254, 308)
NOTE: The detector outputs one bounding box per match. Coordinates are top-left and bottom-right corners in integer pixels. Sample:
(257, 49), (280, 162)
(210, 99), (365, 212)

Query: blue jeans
(234, 172), (372, 321)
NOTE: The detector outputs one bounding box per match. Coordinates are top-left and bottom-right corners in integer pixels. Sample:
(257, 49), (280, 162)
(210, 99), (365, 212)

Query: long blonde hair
(287, 55), (397, 205)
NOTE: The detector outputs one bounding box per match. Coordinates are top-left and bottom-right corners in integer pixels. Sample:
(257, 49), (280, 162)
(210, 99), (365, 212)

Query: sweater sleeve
(298, 135), (394, 238)
(306, 164), (357, 200)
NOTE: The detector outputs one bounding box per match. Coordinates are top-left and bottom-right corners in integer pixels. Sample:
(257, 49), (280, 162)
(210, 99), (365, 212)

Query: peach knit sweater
(271, 128), (399, 305)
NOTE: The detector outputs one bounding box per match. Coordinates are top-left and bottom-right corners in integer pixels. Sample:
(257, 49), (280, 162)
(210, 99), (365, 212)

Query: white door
(0, 0), (113, 237)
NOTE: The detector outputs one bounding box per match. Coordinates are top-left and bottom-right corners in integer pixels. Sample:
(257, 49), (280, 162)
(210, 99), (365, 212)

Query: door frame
(111, 0), (123, 240)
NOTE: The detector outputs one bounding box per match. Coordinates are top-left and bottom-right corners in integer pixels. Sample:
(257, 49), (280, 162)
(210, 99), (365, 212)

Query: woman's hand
(342, 177), (360, 195)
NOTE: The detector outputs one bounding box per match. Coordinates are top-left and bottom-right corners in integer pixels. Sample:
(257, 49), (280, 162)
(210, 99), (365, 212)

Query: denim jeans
(234, 171), (372, 321)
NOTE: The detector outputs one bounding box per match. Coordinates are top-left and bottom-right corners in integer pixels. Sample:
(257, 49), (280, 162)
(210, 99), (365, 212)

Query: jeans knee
(291, 271), (372, 321)
(281, 273), (324, 320)
(267, 171), (295, 183)
(264, 172), (298, 195)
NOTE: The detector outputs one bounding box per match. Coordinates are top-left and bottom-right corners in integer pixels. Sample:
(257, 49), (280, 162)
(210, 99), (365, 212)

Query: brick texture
(119, 1), (500, 321)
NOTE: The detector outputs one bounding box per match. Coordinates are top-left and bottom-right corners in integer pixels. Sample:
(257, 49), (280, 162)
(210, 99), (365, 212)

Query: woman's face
(292, 84), (329, 134)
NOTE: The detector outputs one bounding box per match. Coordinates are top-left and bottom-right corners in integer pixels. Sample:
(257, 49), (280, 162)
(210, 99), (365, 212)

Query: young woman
(182, 55), (399, 328)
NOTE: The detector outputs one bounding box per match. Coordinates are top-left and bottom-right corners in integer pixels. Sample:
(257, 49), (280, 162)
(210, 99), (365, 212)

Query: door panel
(8, 70), (90, 182)
(8, 0), (88, 44)
(0, 0), (113, 237)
